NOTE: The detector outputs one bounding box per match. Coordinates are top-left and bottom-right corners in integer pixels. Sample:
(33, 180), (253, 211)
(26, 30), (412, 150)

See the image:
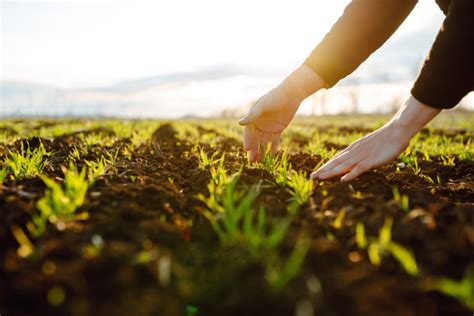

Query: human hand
(311, 123), (411, 181)
(239, 65), (325, 161)
(238, 87), (300, 161)
(311, 96), (441, 181)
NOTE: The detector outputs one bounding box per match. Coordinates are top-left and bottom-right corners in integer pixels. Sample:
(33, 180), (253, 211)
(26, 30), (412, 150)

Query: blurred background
(1, 0), (473, 118)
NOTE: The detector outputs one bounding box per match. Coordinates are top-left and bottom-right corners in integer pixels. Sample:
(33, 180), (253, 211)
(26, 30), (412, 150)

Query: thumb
(238, 106), (263, 125)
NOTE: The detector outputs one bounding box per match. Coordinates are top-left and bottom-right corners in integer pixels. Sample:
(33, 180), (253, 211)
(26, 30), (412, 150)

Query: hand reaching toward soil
(311, 96), (441, 181)
(239, 65), (325, 161)
(238, 88), (299, 162)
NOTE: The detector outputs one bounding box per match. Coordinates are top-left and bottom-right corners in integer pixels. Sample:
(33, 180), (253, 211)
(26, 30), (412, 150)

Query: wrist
(278, 65), (326, 103)
(387, 95), (441, 139)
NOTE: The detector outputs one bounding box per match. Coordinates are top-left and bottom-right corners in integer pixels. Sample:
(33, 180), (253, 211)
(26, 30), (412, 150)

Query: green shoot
(287, 170), (313, 214)
(392, 186), (410, 212)
(197, 147), (221, 170)
(67, 146), (82, 162)
(440, 155), (456, 167)
(200, 172), (309, 291)
(11, 224), (35, 258)
(0, 167), (7, 184)
(209, 153), (228, 187)
(359, 218), (418, 276)
(85, 156), (111, 182)
(355, 222), (367, 249)
(31, 163), (89, 236)
(422, 264), (474, 311)
(4, 142), (47, 179)
(266, 236), (311, 292)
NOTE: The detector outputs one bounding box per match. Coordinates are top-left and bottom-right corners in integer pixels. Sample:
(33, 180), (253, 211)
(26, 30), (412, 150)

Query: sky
(1, 0), (444, 89)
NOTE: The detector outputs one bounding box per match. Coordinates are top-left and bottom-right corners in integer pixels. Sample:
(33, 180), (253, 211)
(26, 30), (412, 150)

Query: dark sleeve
(411, 0), (474, 109)
(303, 0), (418, 88)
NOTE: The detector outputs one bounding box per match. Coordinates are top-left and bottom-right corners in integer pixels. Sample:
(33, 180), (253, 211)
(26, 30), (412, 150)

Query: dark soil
(0, 122), (473, 316)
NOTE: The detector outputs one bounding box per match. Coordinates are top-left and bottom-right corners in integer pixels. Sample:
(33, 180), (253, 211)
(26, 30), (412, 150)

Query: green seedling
(440, 155), (456, 167)
(67, 146), (82, 162)
(0, 168), (7, 184)
(392, 186), (410, 212)
(419, 174), (435, 184)
(31, 163), (89, 236)
(11, 224), (35, 258)
(259, 142), (278, 172)
(287, 170), (313, 214)
(266, 236), (311, 292)
(259, 146), (291, 188)
(332, 209), (346, 229)
(421, 264), (474, 311)
(358, 218), (418, 276)
(200, 173), (258, 244)
(399, 147), (421, 174)
(208, 153), (228, 187)
(4, 142), (47, 179)
(85, 156), (111, 182)
(258, 147), (313, 213)
(200, 172), (309, 292)
(197, 147), (221, 169)
(355, 222), (367, 249)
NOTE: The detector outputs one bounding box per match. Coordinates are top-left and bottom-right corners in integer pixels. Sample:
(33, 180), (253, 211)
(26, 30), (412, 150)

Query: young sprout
(67, 146), (82, 162)
(85, 156), (111, 183)
(197, 147), (221, 170)
(266, 236), (311, 293)
(399, 147), (421, 174)
(208, 153), (228, 187)
(392, 186), (410, 212)
(258, 147), (313, 213)
(422, 264), (474, 311)
(360, 218), (418, 276)
(31, 162), (89, 236)
(199, 172), (255, 242)
(0, 168), (7, 184)
(199, 172), (309, 291)
(287, 170), (314, 214)
(258, 146), (291, 187)
(419, 174), (433, 184)
(4, 142), (47, 179)
(355, 222), (367, 249)
(440, 155), (456, 167)
(259, 143), (278, 173)
(332, 209), (346, 230)
(11, 224), (35, 258)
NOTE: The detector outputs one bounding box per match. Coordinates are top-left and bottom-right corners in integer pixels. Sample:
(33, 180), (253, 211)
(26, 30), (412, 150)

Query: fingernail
(238, 116), (248, 125)
(318, 172), (328, 179)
